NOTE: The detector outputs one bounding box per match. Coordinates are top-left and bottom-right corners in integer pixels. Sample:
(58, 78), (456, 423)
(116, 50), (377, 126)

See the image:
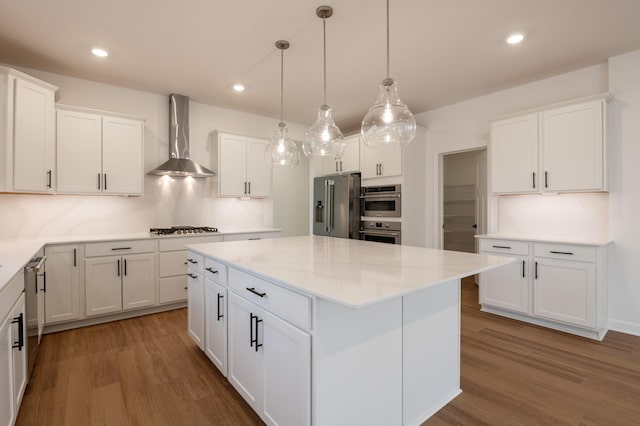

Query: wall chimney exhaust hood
(147, 94), (215, 177)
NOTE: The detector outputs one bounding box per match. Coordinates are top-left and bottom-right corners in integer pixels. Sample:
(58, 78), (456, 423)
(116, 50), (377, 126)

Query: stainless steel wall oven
(359, 221), (401, 244)
(360, 184), (401, 217)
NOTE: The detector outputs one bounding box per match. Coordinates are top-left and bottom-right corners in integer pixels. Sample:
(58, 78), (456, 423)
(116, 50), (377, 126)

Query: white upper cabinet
(0, 67), (57, 193)
(57, 106), (144, 195)
(489, 96), (608, 194)
(217, 132), (272, 198)
(321, 134), (360, 175)
(542, 100), (604, 192)
(360, 139), (402, 180)
(490, 113), (539, 194)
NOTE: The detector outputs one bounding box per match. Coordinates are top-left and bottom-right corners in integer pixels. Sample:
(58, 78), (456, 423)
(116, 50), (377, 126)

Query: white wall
(0, 65), (310, 238)
(607, 49), (640, 335)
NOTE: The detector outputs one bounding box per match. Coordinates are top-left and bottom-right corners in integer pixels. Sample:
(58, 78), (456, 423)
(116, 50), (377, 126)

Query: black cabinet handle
(379, 163), (383, 176)
(47, 170), (52, 188)
(104, 173), (108, 190)
(249, 313), (256, 348)
(111, 247), (132, 251)
(73, 248), (77, 267)
(124, 259), (127, 276)
(217, 293), (224, 321)
(12, 313), (24, 351)
(246, 287), (266, 297)
(544, 171), (548, 188)
(117, 259), (120, 277)
(42, 271), (46, 293)
(248, 181), (251, 194)
(187, 258), (198, 264)
(532, 172), (536, 189)
(187, 273), (197, 279)
(335, 162), (339, 172)
(535, 261), (538, 280)
(183, 286), (188, 290)
(254, 316), (263, 352)
(205, 267), (218, 274)
(550, 251), (574, 256)
(244, 182), (247, 194)
(492, 245), (511, 249)
(522, 260), (526, 278)
(98, 173), (101, 190)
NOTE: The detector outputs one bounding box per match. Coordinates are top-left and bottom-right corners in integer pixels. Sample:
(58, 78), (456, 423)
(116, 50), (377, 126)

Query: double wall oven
(359, 184), (402, 244)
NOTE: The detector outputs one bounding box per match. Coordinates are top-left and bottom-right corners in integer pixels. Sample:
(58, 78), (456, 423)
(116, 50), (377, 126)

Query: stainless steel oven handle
(359, 193), (401, 199)
(358, 230), (400, 236)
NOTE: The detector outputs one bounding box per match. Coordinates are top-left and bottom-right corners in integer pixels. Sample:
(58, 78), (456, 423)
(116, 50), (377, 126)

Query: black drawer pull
(187, 258), (198, 264)
(111, 247), (132, 251)
(246, 287), (266, 297)
(12, 313), (24, 351)
(550, 251), (574, 255)
(205, 267), (219, 274)
(522, 260), (526, 278)
(492, 245), (511, 249)
(217, 293), (224, 321)
(187, 273), (198, 279)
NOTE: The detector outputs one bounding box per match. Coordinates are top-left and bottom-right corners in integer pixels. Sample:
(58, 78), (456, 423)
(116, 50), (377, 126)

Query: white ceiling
(1, 0), (640, 132)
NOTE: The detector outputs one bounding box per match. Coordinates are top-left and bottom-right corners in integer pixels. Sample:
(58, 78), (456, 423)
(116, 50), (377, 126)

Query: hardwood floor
(18, 278), (640, 425)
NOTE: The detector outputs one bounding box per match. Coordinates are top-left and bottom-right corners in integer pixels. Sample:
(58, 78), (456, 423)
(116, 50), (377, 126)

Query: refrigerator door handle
(324, 180), (330, 232)
(328, 180), (335, 231)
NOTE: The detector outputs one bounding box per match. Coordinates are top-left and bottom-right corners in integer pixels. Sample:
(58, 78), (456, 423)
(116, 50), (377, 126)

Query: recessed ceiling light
(233, 84), (246, 92)
(506, 33), (525, 45)
(91, 48), (109, 57)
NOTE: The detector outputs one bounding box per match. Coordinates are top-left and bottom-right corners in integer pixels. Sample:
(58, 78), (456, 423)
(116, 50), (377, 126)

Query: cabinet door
(322, 157), (340, 175)
(360, 142), (380, 179)
(246, 138), (272, 197)
(534, 258), (595, 328)
(479, 254), (530, 314)
(187, 271), (205, 349)
(543, 101), (604, 192)
(13, 78), (55, 192)
(56, 110), (102, 194)
(205, 279), (227, 375)
(44, 245), (80, 324)
(10, 295), (26, 414)
(490, 114), (539, 194)
(341, 135), (361, 173)
(380, 145), (402, 177)
(85, 257), (122, 317)
(262, 309), (311, 426)
(102, 116), (144, 195)
(219, 134), (248, 197)
(228, 291), (262, 413)
(122, 253), (155, 310)
(0, 308), (15, 426)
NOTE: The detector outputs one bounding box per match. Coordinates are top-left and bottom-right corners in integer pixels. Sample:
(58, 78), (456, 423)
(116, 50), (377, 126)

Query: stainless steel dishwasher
(24, 256), (45, 381)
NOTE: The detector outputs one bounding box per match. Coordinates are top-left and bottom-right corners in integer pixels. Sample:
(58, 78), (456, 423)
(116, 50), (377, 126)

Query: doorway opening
(440, 149), (487, 254)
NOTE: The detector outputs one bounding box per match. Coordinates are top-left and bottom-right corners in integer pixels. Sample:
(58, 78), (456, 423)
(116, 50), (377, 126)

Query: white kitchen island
(186, 236), (512, 426)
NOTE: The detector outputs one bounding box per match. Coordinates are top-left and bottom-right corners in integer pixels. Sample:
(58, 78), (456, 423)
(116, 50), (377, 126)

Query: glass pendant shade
(362, 78), (416, 148)
(265, 122), (300, 168)
(303, 104), (345, 158)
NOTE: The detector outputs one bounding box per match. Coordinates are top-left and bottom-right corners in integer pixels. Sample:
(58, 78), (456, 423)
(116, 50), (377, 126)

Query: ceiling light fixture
(361, 0), (416, 148)
(91, 48), (108, 57)
(232, 83), (246, 92)
(506, 33), (525, 45)
(302, 5), (345, 159)
(265, 40), (300, 168)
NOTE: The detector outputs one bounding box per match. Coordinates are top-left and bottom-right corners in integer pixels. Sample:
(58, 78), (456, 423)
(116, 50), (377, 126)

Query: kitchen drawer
(159, 276), (188, 304)
(158, 235), (223, 252)
(204, 257), (227, 285)
(222, 232), (280, 242)
(186, 251), (204, 274)
(534, 243), (596, 263)
(85, 239), (155, 257)
(159, 250), (187, 277)
(479, 239), (529, 256)
(228, 267), (311, 330)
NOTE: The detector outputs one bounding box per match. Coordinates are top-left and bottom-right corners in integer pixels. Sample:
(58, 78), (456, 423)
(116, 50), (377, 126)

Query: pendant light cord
(323, 17), (327, 105)
(386, 0), (390, 78)
(280, 46), (284, 123)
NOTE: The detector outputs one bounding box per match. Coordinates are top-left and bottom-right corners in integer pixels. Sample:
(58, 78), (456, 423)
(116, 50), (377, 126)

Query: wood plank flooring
(17, 278), (640, 425)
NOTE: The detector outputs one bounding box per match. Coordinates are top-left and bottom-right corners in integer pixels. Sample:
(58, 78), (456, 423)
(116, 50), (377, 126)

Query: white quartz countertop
(0, 228), (281, 294)
(476, 233), (612, 246)
(187, 236), (514, 308)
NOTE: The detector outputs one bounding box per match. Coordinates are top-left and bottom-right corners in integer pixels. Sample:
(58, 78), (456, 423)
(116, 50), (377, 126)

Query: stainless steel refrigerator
(313, 173), (361, 239)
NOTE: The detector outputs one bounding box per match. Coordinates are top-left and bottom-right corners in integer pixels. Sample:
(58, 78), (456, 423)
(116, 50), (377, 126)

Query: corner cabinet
(489, 96), (608, 194)
(0, 67), (57, 193)
(360, 139), (402, 180)
(44, 244), (81, 324)
(479, 237), (608, 340)
(215, 132), (272, 198)
(56, 106), (145, 195)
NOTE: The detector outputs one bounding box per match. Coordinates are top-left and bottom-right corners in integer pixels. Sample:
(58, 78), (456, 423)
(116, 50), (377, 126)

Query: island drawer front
(534, 243), (596, 263)
(159, 251), (187, 277)
(85, 240), (155, 257)
(158, 235), (223, 252)
(479, 239), (529, 256)
(204, 258), (227, 285)
(186, 251), (205, 274)
(228, 268), (311, 330)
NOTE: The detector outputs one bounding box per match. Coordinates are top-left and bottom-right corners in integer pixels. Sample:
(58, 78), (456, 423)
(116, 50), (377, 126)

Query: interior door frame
(437, 147), (487, 251)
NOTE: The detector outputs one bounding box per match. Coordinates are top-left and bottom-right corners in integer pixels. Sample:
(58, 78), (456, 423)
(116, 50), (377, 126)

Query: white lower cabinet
(187, 268), (205, 350)
(44, 244), (81, 324)
(205, 278), (227, 375)
(228, 291), (311, 426)
(479, 238), (607, 339)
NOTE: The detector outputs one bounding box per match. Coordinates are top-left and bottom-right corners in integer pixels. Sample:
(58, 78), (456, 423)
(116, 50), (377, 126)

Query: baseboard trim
(608, 319), (640, 337)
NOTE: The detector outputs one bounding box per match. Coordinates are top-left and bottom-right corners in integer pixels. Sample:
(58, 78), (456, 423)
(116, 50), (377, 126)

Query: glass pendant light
(302, 5), (345, 158)
(265, 40), (300, 168)
(361, 0), (416, 148)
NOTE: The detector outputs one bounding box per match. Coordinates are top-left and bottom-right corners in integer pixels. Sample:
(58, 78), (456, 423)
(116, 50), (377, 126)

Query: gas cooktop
(150, 226), (218, 236)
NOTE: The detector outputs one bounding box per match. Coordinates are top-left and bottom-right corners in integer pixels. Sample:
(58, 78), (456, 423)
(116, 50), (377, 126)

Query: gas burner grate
(150, 226), (218, 236)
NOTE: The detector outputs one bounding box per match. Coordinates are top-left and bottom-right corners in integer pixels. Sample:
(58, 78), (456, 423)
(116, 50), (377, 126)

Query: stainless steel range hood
(147, 94), (215, 177)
